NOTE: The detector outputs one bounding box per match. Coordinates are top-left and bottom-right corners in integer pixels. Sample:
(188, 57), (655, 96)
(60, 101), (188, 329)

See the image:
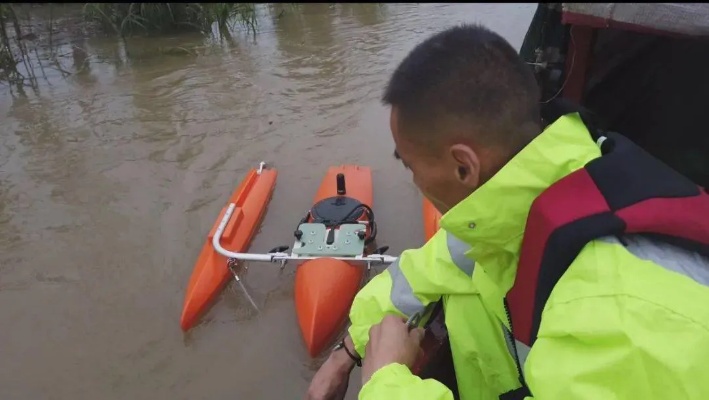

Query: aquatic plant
(0, 3), (82, 91)
(0, 3), (37, 86)
(82, 3), (260, 37)
(0, 3), (304, 88)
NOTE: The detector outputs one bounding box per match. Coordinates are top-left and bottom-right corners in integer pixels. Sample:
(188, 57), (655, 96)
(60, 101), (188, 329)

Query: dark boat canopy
(522, 3), (709, 189)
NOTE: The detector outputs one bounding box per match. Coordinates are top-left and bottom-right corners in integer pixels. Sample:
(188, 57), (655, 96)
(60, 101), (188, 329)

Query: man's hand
(306, 336), (357, 400)
(362, 314), (425, 385)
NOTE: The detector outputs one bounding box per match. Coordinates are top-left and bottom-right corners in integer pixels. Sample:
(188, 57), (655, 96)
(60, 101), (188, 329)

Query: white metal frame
(212, 203), (398, 268)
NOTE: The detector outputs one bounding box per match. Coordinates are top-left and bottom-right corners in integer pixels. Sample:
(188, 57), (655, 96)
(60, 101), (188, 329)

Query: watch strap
(335, 338), (361, 367)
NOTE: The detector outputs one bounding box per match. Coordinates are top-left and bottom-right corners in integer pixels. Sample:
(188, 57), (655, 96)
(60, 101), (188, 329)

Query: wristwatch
(333, 338), (362, 367)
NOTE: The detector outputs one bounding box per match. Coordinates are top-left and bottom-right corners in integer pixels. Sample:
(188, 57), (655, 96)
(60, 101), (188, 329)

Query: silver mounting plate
(292, 223), (367, 257)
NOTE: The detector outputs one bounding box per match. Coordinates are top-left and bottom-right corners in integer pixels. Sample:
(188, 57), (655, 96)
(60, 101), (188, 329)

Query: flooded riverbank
(0, 4), (536, 399)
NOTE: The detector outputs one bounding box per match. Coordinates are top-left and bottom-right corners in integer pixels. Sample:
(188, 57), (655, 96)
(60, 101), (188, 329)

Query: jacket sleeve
(359, 364), (455, 400)
(347, 229), (476, 400)
(347, 229), (473, 358)
(524, 295), (709, 399)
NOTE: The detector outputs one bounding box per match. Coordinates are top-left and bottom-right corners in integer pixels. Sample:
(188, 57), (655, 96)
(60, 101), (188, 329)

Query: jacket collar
(439, 113), (602, 292)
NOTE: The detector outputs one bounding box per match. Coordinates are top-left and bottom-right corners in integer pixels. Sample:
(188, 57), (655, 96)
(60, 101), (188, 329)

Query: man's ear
(449, 144), (480, 189)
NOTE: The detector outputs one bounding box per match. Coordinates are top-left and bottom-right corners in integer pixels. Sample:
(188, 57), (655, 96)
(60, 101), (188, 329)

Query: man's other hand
(362, 314), (425, 385)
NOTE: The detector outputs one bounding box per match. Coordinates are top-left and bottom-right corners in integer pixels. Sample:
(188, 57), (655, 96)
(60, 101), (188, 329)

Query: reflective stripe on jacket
(350, 113), (709, 400)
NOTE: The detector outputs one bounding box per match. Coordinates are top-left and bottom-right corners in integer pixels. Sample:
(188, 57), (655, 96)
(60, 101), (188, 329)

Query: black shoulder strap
(540, 98), (604, 142)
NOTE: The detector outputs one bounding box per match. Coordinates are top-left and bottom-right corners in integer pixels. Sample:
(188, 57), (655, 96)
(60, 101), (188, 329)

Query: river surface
(0, 3), (536, 399)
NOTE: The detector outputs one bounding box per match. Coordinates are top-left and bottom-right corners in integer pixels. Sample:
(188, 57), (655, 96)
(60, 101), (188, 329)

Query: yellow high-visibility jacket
(350, 113), (709, 400)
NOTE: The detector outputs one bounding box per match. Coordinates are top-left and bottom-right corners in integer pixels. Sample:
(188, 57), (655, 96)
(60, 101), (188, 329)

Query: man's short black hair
(383, 24), (541, 152)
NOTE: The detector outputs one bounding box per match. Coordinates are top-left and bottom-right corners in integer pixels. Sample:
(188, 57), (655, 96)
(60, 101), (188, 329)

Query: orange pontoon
(180, 162), (277, 331)
(293, 165), (377, 357)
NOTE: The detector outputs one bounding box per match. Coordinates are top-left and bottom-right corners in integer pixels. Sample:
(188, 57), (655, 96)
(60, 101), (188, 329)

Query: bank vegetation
(1, 3), (298, 88)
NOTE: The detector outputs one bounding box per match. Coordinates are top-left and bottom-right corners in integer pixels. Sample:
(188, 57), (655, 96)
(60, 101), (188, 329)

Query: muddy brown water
(0, 4), (535, 399)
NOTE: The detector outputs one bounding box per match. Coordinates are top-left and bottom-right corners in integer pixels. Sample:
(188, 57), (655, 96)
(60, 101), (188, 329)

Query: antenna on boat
(336, 173), (346, 195)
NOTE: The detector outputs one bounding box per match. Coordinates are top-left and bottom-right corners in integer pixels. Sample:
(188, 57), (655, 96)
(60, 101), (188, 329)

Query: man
(307, 24), (709, 400)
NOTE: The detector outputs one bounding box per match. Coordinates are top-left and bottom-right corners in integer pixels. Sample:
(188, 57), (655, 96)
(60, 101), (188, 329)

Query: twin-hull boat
(180, 162), (393, 358)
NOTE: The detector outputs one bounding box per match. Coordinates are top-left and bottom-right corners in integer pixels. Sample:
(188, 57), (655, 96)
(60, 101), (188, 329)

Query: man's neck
(439, 112), (602, 291)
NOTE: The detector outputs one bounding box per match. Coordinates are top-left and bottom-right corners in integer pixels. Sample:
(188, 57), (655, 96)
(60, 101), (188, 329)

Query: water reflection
(271, 4), (336, 53)
(339, 3), (388, 27)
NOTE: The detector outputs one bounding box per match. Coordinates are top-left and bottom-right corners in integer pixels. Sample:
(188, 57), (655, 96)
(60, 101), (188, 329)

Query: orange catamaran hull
(180, 166), (277, 331)
(294, 165), (373, 357)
